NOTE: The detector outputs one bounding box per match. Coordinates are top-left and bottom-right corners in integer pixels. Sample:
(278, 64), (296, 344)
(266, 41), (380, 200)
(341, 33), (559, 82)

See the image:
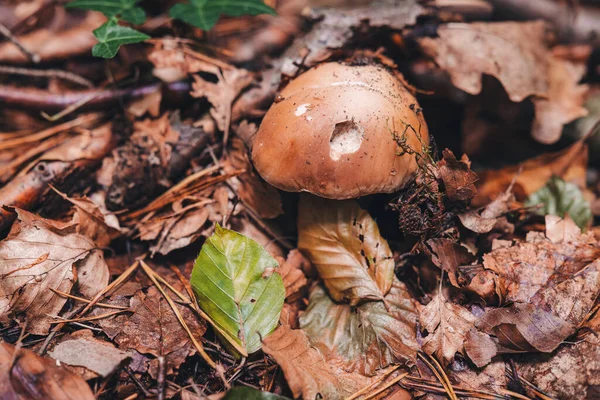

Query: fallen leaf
(192, 68), (254, 142)
(544, 214), (581, 244)
(459, 188), (515, 234)
(222, 386), (290, 400)
(299, 280), (418, 375)
(474, 132), (588, 207)
(419, 21), (588, 144)
(525, 175), (592, 229)
(48, 329), (130, 378)
(425, 238), (475, 287)
(0, 209), (109, 335)
(191, 224), (285, 356)
(0, 342), (95, 400)
(436, 149), (478, 202)
(262, 324), (372, 400)
(278, 249), (310, 303)
(420, 294), (477, 363)
(298, 195), (394, 305)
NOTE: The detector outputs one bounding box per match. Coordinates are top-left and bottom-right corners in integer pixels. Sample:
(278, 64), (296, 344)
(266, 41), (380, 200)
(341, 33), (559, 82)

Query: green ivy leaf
(92, 20), (150, 58)
(66, 0), (146, 24)
(191, 224), (285, 356)
(169, 0), (276, 31)
(525, 176), (592, 229)
(223, 387), (291, 400)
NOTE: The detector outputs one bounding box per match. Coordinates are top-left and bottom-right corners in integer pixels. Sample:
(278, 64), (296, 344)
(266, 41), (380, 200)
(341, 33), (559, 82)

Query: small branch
(0, 65), (93, 87)
(0, 22), (40, 63)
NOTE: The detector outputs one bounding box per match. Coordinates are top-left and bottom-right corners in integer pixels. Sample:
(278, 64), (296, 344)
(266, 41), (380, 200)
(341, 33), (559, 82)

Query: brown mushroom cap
(251, 62), (429, 199)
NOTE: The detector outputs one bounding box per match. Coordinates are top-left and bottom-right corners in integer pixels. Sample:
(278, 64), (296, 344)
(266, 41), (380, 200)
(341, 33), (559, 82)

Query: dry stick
(417, 353), (458, 400)
(0, 135), (64, 181)
(0, 65), (93, 87)
(518, 377), (556, 400)
(362, 373), (408, 400)
(139, 260), (217, 369)
(51, 309), (130, 324)
(0, 22), (39, 63)
(50, 289), (130, 310)
(404, 375), (505, 399)
(157, 356), (166, 400)
(0, 113), (99, 151)
(345, 365), (400, 400)
(402, 380), (500, 400)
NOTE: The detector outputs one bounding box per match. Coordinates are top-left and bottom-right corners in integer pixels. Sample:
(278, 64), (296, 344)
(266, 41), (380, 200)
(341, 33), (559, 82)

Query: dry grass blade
(50, 289), (130, 310)
(0, 113), (100, 150)
(362, 372), (408, 400)
(345, 365), (400, 400)
(52, 309), (130, 323)
(403, 379), (501, 400)
(418, 352), (458, 400)
(518, 377), (557, 400)
(139, 260), (217, 369)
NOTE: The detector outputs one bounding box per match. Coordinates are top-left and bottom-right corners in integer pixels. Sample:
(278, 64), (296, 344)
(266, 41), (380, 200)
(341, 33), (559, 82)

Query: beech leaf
(169, 0), (276, 31)
(191, 224), (285, 356)
(298, 195), (394, 305)
(299, 280), (418, 375)
(525, 176), (592, 229)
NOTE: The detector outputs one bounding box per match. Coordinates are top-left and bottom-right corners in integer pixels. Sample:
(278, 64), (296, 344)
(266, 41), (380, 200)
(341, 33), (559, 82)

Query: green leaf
(66, 0), (146, 24)
(191, 224), (285, 356)
(525, 176), (592, 229)
(169, 0), (276, 31)
(299, 280), (418, 375)
(223, 387), (291, 400)
(92, 20), (150, 58)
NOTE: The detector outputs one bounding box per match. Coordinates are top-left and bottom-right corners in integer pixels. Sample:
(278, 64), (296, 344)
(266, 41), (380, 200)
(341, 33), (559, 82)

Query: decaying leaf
(459, 187), (515, 234)
(48, 329), (130, 378)
(425, 238), (475, 287)
(420, 294), (477, 363)
(525, 175), (592, 229)
(419, 21), (588, 144)
(262, 324), (372, 400)
(474, 140), (588, 207)
(191, 225), (285, 356)
(299, 281), (418, 375)
(0, 342), (95, 400)
(436, 149), (478, 202)
(0, 209), (109, 334)
(298, 195), (394, 305)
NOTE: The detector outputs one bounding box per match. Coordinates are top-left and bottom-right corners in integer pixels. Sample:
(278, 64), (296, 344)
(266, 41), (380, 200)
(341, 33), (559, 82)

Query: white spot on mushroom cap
(329, 120), (364, 161)
(295, 103), (311, 116)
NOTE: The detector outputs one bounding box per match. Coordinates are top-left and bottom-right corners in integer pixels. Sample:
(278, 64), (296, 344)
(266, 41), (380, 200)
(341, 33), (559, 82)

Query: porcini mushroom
(252, 62), (429, 199)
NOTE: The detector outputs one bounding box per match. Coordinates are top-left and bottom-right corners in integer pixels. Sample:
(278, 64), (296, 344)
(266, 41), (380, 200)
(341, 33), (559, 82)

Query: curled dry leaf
(419, 21), (588, 144)
(299, 281), (418, 375)
(474, 139), (588, 207)
(262, 324), (373, 400)
(0, 342), (95, 400)
(420, 294), (477, 363)
(298, 195), (394, 305)
(436, 149), (478, 202)
(425, 238), (475, 287)
(0, 208), (109, 335)
(459, 187), (515, 234)
(48, 329), (130, 378)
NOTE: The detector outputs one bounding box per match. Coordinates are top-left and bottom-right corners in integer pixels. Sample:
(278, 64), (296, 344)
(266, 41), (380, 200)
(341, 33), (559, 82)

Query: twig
(157, 356), (166, 400)
(418, 353), (458, 400)
(345, 365), (400, 400)
(0, 22), (39, 63)
(0, 65), (93, 87)
(50, 309), (131, 323)
(363, 373), (408, 400)
(50, 289), (130, 309)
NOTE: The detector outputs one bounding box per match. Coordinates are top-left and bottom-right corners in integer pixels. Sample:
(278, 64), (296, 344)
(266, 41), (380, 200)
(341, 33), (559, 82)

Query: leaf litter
(0, 0), (600, 399)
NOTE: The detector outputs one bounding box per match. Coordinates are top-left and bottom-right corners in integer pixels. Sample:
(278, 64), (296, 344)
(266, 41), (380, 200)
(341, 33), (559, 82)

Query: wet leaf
(169, 0), (276, 31)
(299, 281), (417, 375)
(92, 20), (149, 59)
(0, 342), (95, 400)
(0, 209), (109, 335)
(66, 0), (146, 24)
(262, 325), (372, 400)
(420, 295), (477, 363)
(298, 195), (394, 305)
(526, 176), (592, 229)
(191, 224), (285, 356)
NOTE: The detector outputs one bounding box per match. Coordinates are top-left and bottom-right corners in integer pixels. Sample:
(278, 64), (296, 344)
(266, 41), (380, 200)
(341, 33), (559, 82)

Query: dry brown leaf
(192, 68), (254, 141)
(436, 149), (478, 202)
(0, 209), (109, 335)
(48, 329), (130, 378)
(149, 40), (225, 82)
(262, 324), (373, 400)
(299, 281), (418, 375)
(459, 188), (515, 234)
(298, 195), (394, 305)
(420, 294), (477, 363)
(128, 90), (162, 118)
(544, 214), (581, 244)
(425, 238), (475, 287)
(419, 21), (588, 144)
(224, 138), (283, 219)
(474, 140), (588, 207)
(278, 249), (310, 303)
(103, 285), (207, 377)
(0, 342), (95, 400)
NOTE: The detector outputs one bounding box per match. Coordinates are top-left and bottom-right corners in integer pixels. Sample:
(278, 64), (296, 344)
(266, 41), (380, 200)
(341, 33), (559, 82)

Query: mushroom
(251, 62), (429, 199)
